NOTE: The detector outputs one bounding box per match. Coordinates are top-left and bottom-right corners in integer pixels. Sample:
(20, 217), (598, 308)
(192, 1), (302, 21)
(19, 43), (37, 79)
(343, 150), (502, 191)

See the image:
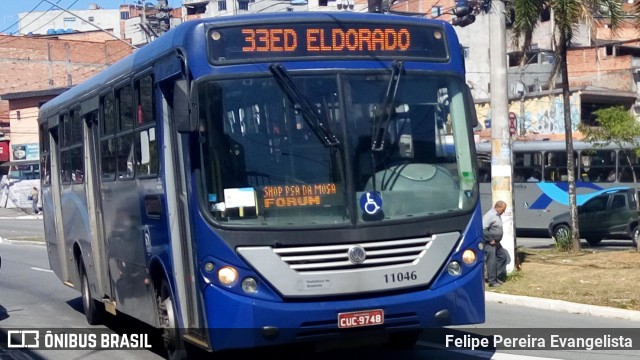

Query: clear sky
(1, 0), (180, 35)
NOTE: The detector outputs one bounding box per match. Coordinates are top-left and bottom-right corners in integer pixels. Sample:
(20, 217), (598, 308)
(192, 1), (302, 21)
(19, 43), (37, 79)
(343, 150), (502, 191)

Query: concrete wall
(0, 34), (133, 147)
(0, 35), (133, 94)
(475, 92), (582, 140)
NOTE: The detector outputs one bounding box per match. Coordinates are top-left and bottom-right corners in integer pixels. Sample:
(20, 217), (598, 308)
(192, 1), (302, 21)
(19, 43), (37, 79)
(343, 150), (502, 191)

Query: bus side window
(514, 171), (525, 182)
(478, 168), (490, 183)
(220, 135), (247, 189)
(545, 169), (556, 182)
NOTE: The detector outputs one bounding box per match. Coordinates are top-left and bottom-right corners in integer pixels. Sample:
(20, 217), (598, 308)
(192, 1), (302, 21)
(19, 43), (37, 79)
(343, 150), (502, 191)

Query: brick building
(0, 34), (133, 174)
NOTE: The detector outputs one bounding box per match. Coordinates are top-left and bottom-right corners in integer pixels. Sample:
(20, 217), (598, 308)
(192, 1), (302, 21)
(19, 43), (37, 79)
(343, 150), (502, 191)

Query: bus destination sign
(208, 22), (448, 64)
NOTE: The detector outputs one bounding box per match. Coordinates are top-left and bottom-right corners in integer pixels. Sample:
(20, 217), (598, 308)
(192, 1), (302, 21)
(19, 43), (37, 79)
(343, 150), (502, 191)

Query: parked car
(548, 187), (640, 246)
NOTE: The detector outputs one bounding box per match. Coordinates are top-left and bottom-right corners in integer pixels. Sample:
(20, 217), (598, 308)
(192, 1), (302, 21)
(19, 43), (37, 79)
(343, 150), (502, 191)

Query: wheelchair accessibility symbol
(360, 192), (383, 215)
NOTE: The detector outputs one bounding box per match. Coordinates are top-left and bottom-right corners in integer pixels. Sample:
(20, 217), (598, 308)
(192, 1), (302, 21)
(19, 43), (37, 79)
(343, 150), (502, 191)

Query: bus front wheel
(79, 261), (105, 325)
(157, 279), (187, 360)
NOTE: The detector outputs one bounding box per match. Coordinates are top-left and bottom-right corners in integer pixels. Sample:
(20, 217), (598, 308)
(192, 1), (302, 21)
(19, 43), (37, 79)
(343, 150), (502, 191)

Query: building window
(218, 0), (227, 11)
(463, 46), (469, 58)
(238, 0), (249, 11)
(88, 16), (95, 22)
(431, 6), (442, 17)
(63, 17), (76, 27)
(121, 11), (130, 20)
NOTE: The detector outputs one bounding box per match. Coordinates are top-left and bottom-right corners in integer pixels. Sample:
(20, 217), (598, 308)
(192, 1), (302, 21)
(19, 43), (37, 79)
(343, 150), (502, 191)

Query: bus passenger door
(83, 109), (112, 305)
(161, 75), (207, 344)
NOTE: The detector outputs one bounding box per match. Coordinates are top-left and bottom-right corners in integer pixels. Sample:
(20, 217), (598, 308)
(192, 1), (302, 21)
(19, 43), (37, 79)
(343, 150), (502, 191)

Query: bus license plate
(338, 309), (384, 328)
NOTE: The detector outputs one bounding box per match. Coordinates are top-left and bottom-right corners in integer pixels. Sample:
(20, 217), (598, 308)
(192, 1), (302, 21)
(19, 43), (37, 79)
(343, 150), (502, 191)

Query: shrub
(555, 230), (573, 252)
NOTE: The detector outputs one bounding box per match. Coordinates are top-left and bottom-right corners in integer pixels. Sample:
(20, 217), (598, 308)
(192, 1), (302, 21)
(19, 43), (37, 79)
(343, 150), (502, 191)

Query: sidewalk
(485, 291), (640, 322)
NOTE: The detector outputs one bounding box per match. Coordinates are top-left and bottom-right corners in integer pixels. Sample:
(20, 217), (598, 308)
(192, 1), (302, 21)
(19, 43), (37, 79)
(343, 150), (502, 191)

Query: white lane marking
(30, 267), (54, 273)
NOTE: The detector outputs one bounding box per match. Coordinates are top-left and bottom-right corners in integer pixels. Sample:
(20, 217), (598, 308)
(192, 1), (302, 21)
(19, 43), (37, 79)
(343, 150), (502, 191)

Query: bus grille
(272, 237), (432, 272)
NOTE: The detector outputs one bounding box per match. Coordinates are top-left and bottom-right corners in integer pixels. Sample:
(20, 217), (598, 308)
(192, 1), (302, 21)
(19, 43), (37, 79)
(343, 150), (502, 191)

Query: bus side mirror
(174, 79), (196, 133)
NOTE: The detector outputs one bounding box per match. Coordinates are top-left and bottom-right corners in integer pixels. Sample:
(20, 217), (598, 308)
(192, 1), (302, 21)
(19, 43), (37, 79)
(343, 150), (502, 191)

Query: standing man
(30, 186), (39, 215)
(483, 200), (509, 287)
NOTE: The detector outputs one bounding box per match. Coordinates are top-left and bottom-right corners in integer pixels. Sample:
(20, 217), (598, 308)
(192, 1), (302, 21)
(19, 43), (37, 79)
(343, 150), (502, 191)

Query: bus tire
(157, 279), (188, 360)
(79, 262), (105, 325)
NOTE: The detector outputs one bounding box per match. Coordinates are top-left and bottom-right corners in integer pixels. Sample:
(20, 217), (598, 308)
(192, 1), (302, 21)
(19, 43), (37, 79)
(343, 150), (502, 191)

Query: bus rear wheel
(157, 279), (188, 360)
(79, 262), (105, 325)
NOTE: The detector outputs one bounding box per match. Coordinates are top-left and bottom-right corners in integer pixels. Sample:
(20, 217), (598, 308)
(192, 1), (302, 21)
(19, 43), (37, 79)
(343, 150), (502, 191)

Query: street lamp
(254, 0), (308, 13)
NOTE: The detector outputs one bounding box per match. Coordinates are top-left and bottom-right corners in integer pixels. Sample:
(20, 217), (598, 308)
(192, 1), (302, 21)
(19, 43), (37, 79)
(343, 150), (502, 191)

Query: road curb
(486, 290), (640, 322)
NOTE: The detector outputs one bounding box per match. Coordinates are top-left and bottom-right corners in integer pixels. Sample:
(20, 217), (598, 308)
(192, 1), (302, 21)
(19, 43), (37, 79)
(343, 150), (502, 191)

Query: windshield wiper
(269, 64), (339, 146)
(371, 60), (404, 151)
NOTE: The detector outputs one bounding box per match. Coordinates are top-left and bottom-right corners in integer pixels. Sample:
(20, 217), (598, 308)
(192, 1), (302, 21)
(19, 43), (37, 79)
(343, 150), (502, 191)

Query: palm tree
(511, 0), (623, 252)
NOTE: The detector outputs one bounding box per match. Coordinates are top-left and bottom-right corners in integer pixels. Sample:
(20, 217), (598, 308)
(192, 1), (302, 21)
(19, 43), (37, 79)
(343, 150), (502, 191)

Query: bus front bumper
(199, 263), (485, 351)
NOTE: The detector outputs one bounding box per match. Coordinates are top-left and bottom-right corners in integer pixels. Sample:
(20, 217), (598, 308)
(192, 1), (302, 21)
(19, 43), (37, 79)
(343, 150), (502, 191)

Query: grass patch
(553, 229), (572, 252)
(488, 247), (640, 311)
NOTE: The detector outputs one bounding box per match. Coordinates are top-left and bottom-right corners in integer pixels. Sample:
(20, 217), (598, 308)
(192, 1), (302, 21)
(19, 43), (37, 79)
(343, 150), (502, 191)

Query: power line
(16, 0), (78, 36)
(40, 0), (137, 49)
(0, 1), (46, 34)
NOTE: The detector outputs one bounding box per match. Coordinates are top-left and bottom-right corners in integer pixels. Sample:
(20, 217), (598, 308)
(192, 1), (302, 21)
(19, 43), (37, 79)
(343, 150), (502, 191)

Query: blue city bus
(38, 12), (484, 357)
(477, 140), (640, 238)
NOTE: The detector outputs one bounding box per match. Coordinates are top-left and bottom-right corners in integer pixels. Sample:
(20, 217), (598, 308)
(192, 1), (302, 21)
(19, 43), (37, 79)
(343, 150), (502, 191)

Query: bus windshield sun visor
(371, 60), (404, 152)
(268, 63), (339, 147)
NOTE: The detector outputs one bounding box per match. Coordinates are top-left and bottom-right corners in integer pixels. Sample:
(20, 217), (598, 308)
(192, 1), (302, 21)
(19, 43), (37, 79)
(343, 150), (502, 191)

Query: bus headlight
(462, 249), (476, 264)
(242, 277), (258, 293)
(218, 266), (239, 287)
(447, 261), (462, 276)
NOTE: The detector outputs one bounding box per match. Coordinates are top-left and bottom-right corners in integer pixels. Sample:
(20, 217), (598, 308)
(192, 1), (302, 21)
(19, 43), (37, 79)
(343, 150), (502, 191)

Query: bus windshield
(197, 71), (476, 226)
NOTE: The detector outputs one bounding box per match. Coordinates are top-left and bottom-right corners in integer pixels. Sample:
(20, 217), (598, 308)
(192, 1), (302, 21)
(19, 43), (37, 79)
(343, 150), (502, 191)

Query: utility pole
(489, 0), (516, 273)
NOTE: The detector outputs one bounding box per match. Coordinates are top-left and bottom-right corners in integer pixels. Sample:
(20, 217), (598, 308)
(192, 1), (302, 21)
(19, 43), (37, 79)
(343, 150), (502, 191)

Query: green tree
(511, 0), (624, 252)
(579, 106), (640, 206)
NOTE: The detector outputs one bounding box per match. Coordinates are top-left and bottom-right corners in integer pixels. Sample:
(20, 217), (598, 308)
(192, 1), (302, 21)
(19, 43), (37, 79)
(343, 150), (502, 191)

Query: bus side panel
(513, 181), (623, 234)
(513, 183), (553, 232)
(60, 184), (91, 287)
(101, 179), (157, 325)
